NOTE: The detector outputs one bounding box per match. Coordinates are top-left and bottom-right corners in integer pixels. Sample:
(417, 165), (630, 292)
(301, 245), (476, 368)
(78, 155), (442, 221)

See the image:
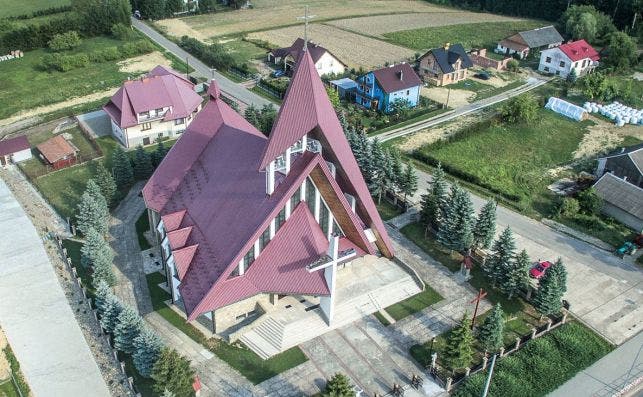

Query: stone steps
(239, 317), (285, 359)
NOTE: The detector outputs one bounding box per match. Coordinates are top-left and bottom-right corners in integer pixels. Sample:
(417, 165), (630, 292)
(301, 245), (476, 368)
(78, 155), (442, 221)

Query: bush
(577, 187), (602, 215)
(120, 40), (155, 57)
(48, 30), (81, 51)
(500, 94), (538, 124)
(111, 23), (133, 40)
(178, 35), (234, 70)
(41, 53), (89, 72)
(506, 59), (519, 72)
(559, 197), (580, 217)
(0, 13), (83, 53)
(89, 46), (122, 62)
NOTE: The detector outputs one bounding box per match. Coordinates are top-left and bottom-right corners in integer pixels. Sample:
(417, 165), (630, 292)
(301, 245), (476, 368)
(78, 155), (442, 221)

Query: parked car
(272, 69), (285, 78)
(473, 72), (490, 80)
(529, 260), (552, 279)
(133, 10), (142, 19)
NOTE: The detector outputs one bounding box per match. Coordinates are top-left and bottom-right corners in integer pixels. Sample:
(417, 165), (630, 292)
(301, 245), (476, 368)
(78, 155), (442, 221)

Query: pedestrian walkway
(550, 331), (643, 397)
(0, 179), (111, 397)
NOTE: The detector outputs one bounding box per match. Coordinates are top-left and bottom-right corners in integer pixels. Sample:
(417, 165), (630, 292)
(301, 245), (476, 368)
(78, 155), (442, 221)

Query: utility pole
(481, 354), (497, 397)
(445, 88), (451, 109)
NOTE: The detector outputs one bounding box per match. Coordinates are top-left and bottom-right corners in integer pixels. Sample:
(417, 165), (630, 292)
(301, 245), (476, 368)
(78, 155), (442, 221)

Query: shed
(0, 135), (32, 165)
(593, 173), (643, 231)
(36, 135), (79, 170)
(329, 78), (357, 100)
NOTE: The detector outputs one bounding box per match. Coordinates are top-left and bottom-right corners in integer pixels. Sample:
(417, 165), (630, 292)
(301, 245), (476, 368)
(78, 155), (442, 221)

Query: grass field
(413, 109), (592, 213)
(384, 283), (443, 321)
(384, 20), (545, 51)
(0, 379), (19, 397)
(146, 272), (307, 384)
(0, 0), (69, 17)
(375, 199), (403, 220)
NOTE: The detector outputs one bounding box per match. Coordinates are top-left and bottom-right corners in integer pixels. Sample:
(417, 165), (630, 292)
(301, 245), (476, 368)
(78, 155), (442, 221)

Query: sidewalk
(550, 331), (643, 397)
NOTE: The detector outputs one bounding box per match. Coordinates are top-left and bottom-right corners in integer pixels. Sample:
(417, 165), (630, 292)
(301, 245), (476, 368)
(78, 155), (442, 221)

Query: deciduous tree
(72, 0), (131, 35)
(151, 348), (195, 397)
(500, 94), (538, 124)
(478, 303), (504, 352)
(114, 305), (143, 354)
(325, 86), (340, 108)
(578, 187), (603, 215)
(133, 326), (164, 377)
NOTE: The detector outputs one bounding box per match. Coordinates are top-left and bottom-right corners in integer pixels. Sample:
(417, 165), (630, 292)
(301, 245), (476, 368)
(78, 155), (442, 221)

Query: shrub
(559, 197), (580, 217)
(0, 13), (83, 53)
(89, 46), (121, 62)
(120, 40), (155, 57)
(577, 187), (603, 215)
(111, 23), (133, 40)
(506, 59), (519, 72)
(500, 94), (538, 124)
(48, 31), (81, 51)
(41, 53), (89, 72)
(178, 35), (234, 70)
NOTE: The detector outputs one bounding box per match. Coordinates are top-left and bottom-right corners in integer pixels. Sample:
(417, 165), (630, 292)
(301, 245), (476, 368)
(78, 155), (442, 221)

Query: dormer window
(275, 154), (286, 171)
(291, 138), (304, 153)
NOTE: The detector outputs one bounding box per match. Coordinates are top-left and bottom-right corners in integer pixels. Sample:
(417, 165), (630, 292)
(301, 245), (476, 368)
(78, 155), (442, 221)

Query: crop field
(327, 11), (524, 37)
(157, 0), (450, 39)
(384, 20), (545, 51)
(248, 24), (415, 69)
(0, 0), (69, 17)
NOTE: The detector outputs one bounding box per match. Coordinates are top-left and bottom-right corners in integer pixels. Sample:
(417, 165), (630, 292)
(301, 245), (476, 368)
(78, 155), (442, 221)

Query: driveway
(0, 179), (111, 397)
(409, 169), (642, 345)
(131, 18), (274, 109)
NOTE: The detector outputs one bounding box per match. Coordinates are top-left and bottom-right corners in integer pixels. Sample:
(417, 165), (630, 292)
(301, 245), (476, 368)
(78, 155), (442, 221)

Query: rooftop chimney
(398, 70), (403, 81)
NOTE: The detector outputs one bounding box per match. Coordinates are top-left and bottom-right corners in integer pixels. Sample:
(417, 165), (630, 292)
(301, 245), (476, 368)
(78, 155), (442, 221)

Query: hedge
(40, 40), (155, 72)
(177, 35), (234, 71)
(453, 322), (612, 397)
(0, 13), (83, 53)
(5, 5), (72, 20)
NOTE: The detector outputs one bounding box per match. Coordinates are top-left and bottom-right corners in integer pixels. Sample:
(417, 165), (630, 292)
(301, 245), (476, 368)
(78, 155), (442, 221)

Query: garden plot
(157, 0), (448, 38)
(248, 24), (414, 69)
(327, 11), (523, 37)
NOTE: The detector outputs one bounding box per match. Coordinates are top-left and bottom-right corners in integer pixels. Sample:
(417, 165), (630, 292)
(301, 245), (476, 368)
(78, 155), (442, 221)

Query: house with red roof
(538, 39), (600, 78)
(142, 47), (396, 336)
(104, 65), (203, 148)
(267, 38), (347, 76)
(0, 135), (31, 166)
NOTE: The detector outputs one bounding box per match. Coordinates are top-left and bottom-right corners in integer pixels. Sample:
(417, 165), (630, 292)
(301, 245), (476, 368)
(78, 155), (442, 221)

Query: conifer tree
(548, 257), (568, 294)
(484, 226), (516, 288)
(533, 264), (564, 318)
(437, 185), (474, 252)
(100, 293), (123, 333)
(500, 249), (530, 299)
(94, 279), (111, 316)
(337, 110), (349, 133)
(324, 373), (355, 397)
(113, 305), (143, 354)
(93, 249), (118, 287)
(473, 200), (497, 250)
(133, 326), (164, 377)
(133, 145), (154, 180)
(478, 303), (504, 352)
(112, 146), (134, 188)
(420, 163), (449, 231)
(367, 138), (386, 194)
(80, 227), (113, 267)
(389, 148), (404, 194)
(151, 348), (195, 397)
(76, 180), (110, 236)
(443, 313), (475, 370)
(375, 149), (394, 204)
(399, 162), (418, 203)
(95, 161), (117, 206)
(151, 140), (168, 167)
(244, 104), (259, 127)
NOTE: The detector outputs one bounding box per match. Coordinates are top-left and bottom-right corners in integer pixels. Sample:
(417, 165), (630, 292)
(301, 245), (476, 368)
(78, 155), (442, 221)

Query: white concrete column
(266, 160), (275, 195)
(285, 200), (291, 219)
(238, 259), (245, 276)
(320, 236), (339, 324)
(285, 147), (291, 174)
(314, 187), (321, 222)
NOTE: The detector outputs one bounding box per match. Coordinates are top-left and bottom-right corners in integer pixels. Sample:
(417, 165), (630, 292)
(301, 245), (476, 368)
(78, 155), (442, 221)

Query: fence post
(120, 361), (126, 374)
(531, 328), (537, 339)
(465, 367), (471, 377)
(514, 337), (520, 351)
(499, 347), (505, 357)
(445, 377), (453, 392)
(431, 352), (438, 369)
(482, 356), (488, 370)
(547, 318), (553, 331)
(561, 309), (568, 324)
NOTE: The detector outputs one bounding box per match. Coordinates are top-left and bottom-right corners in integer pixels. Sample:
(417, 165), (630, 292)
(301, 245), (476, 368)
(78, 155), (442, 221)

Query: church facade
(142, 49), (394, 334)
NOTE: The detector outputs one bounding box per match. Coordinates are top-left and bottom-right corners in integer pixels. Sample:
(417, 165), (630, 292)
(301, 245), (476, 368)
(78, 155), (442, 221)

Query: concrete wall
(213, 293), (273, 333)
(602, 203), (643, 231)
(11, 148), (32, 163)
(470, 49), (512, 71)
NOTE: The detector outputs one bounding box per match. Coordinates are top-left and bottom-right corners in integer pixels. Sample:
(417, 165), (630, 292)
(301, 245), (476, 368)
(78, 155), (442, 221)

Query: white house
(538, 40), (600, 78)
(268, 38), (347, 77)
(0, 135), (32, 166)
(103, 65), (203, 148)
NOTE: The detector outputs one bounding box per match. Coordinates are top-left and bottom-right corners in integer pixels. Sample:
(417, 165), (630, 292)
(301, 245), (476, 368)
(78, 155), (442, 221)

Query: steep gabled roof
(161, 210), (187, 232)
(518, 26), (563, 48)
(423, 44), (473, 74)
(36, 135), (77, 163)
(371, 63), (422, 94)
(499, 33), (529, 52)
(557, 40), (600, 62)
(172, 244), (198, 279)
(167, 226), (192, 250)
(270, 37), (346, 68)
(594, 173), (643, 219)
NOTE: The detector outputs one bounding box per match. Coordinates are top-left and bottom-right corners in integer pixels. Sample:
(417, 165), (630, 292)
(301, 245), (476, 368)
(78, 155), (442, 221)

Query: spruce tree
(133, 145), (154, 180)
(420, 163), (449, 231)
(389, 149), (404, 194)
(95, 161), (117, 206)
(478, 303), (504, 352)
(324, 373), (355, 397)
(100, 293), (123, 333)
(399, 162), (418, 203)
(533, 264), (564, 318)
(375, 149), (394, 204)
(484, 227), (516, 288)
(92, 249), (118, 287)
(113, 305), (143, 354)
(443, 313), (475, 371)
(112, 146), (134, 188)
(548, 258), (568, 294)
(133, 326), (164, 377)
(94, 279), (111, 316)
(437, 185), (474, 252)
(337, 110), (349, 133)
(473, 200), (497, 250)
(151, 140), (168, 167)
(76, 180), (109, 236)
(500, 249), (530, 299)
(151, 348), (196, 397)
(80, 227), (113, 268)
(367, 138), (386, 194)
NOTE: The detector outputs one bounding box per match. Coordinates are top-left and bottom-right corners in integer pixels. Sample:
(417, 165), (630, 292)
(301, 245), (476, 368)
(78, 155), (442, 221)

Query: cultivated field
(0, 0), (69, 17)
(248, 24), (414, 69)
(327, 11), (524, 37)
(157, 0), (451, 39)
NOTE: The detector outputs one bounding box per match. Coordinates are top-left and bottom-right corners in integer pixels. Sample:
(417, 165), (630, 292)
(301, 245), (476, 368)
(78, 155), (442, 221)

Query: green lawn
(0, 35), (157, 120)
(135, 210), (152, 251)
(0, 379), (20, 397)
(384, 283), (443, 321)
(375, 199), (403, 221)
(0, 0), (69, 17)
(145, 272), (308, 384)
(218, 36), (267, 71)
(412, 109), (592, 214)
(384, 21), (545, 51)
(448, 79), (524, 102)
(34, 162), (95, 220)
(400, 222), (462, 272)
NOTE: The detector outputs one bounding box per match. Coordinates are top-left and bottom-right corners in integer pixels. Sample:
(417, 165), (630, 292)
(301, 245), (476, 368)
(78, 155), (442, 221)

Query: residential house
(496, 25), (563, 59)
(104, 65), (203, 148)
(0, 136), (31, 166)
(36, 135), (78, 170)
(417, 43), (473, 86)
(538, 40), (599, 78)
(355, 63), (422, 113)
(596, 144), (643, 188)
(593, 173), (643, 231)
(142, 49), (420, 358)
(267, 38), (347, 76)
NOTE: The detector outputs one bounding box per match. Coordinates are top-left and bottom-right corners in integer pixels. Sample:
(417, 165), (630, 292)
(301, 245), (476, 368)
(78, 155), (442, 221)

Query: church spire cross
(297, 5), (316, 51)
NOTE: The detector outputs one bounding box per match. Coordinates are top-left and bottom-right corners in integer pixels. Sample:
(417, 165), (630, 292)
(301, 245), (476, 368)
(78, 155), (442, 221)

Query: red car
(530, 260), (552, 279)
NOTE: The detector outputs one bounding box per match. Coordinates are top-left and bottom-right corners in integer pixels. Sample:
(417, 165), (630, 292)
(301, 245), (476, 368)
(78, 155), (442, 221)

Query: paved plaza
(0, 179), (111, 397)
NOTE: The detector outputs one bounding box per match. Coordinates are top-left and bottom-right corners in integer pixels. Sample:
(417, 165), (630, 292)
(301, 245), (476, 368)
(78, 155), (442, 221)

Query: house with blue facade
(355, 63), (422, 113)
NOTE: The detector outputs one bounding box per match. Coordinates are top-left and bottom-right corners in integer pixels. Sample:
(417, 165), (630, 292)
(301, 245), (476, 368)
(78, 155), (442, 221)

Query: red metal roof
(557, 40), (600, 62)
(372, 63), (422, 94)
(161, 210), (186, 232)
(0, 135), (30, 157)
(173, 244), (198, 279)
(167, 226), (192, 250)
(270, 38), (345, 68)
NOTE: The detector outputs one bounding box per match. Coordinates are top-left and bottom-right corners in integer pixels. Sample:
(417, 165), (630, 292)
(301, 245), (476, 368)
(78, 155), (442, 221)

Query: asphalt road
(131, 17), (273, 108)
(377, 76), (549, 142)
